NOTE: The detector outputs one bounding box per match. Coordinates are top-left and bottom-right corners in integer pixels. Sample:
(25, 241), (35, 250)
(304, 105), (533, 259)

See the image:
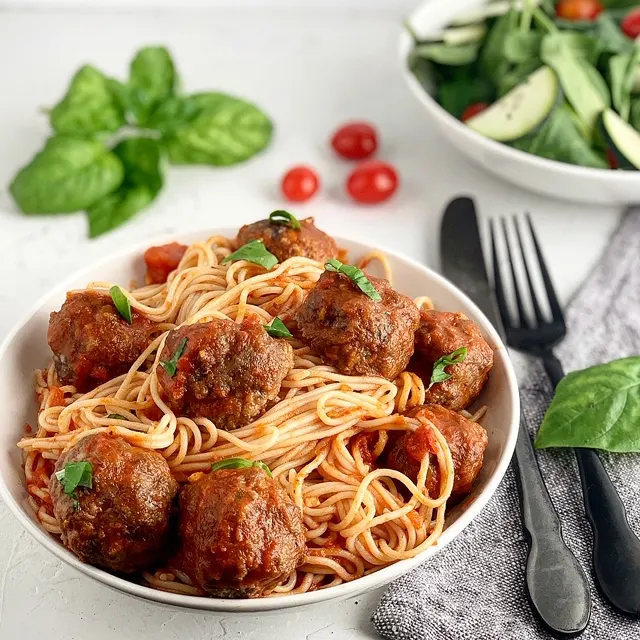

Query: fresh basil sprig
(55, 461), (93, 511)
(324, 258), (382, 302)
(269, 210), (301, 230)
(264, 317), (293, 339)
(109, 285), (133, 324)
(222, 240), (278, 270)
(106, 413), (126, 420)
(536, 356), (640, 452)
(210, 457), (273, 478)
(428, 347), (468, 390)
(160, 337), (188, 377)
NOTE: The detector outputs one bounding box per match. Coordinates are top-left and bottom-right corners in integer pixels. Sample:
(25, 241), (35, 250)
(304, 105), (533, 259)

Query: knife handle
(513, 413), (591, 637)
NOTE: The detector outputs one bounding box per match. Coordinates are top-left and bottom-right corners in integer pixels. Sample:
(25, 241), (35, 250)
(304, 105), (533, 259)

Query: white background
(0, 1), (624, 639)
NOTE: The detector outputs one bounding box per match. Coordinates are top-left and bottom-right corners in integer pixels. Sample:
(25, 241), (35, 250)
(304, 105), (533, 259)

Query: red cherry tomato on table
(346, 161), (399, 205)
(461, 102), (490, 122)
(281, 165), (319, 202)
(622, 7), (640, 39)
(555, 0), (603, 20)
(331, 122), (378, 160)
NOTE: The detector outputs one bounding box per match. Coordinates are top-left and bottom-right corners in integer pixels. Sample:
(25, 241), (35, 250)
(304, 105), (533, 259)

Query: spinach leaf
(127, 46), (176, 126)
(497, 59), (542, 97)
(513, 106), (608, 168)
(437, 73), (495, 119)
(541, 33), (608, 134)
(609, 47), (640, 120)
(86, 137), (163, 237)
(480, 10), (517, 84)
(156, 93), (273, 166)
(10, 137), (124, 214)
(595, 14), (634, 54)
(631, 98), (640, 131)
(579, 58), (611, 107)
(412, 42), (480, 66)
(558, 32), (602, 64)
(535, 357), (640, 452)
(50, 66), (126, 137)
(502, 32), (543, 65)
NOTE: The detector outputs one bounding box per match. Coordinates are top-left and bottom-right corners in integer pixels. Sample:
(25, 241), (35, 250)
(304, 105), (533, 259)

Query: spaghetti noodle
(17, 232), (483, 598)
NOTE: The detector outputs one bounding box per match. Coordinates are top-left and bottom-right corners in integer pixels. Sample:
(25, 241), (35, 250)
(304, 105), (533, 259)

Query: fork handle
(542, 352), (640, 616)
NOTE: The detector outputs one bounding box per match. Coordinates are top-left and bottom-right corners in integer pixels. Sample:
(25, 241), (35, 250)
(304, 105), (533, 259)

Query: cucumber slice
(600, 108), (640, 170)
(466, 66), (560, 142)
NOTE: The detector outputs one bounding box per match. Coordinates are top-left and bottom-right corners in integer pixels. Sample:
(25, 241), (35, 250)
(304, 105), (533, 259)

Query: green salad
(407, 0), (640, 170)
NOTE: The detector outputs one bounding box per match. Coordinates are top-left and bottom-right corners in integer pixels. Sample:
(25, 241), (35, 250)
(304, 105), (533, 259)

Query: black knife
(440, 196), (591, 638)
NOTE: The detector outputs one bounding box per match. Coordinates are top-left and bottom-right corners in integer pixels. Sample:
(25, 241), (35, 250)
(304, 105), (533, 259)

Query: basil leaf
(9, 137), (124, 214)
(264, 317), (293, 339)
(428, 347), (468, 390)
(210, 457), (273, 478)
(324, 258), (381, 302)
(50, 65), (126, 137)
(152, 92), (273, 166)
(87, 137), (164, 238)
(160, 337), (187, 377)
(107, 413), (126, 420)
(109, 285), (133, 323)
(127, 46), (176, 126)
(269, 210), (301, 230)
(536, 357), (640, 452)
(55, 461), (93, 495)
(221, 240), (278, 270)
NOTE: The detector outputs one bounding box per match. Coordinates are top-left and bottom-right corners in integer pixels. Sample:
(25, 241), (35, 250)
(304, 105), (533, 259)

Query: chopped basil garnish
(221, 240), (278, 270)
(109, 285), (133, 324)
(55, 461), (93, 511)
(269, 210), (301, 230)
(428, 347), (467, 390)
(263, 317), (293, 339)
(160, 337), (188, 377)
(324, 258), (381, 302)
(210, 457), (273, 478)
(107, 413), (126, 420)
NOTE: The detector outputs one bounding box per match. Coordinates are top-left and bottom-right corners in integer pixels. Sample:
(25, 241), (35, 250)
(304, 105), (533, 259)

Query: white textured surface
(0, 5), (624, 639)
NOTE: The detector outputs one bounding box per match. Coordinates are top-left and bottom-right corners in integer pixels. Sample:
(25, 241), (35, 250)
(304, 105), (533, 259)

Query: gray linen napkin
(373, 208), (640, 640)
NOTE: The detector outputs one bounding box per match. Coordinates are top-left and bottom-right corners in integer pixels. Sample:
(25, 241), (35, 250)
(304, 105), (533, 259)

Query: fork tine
(513, 215), (545, 325)
(501, 217), (530, 329)
(489, 219), (513, 331)
(526, 213), (563, 323)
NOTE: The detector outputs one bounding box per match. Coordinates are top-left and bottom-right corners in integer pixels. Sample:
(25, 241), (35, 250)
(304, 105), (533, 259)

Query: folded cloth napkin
(373, 208), (640, 640)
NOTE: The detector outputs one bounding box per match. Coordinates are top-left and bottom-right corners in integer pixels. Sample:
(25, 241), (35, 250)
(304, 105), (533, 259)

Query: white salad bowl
(400, 0), (640, 205)
(0, 229), (519, 612)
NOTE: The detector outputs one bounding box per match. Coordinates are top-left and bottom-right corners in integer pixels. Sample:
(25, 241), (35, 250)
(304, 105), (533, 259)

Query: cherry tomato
(555, 0), (603, 21)
(461, 102), (490, 122)
(281, 166), (320, 202)
(606, 149), (619, 170)
(346, 161), (399, 205)
(621, 7), (640, 39)
(331, 122), (378, 160)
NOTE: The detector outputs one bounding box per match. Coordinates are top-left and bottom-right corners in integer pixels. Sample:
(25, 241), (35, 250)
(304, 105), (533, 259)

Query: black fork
(491, 214), (640, 618)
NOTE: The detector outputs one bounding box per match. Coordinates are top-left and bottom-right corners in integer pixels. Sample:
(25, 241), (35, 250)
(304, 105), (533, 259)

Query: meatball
(176, 467), (306, 597)
(293, 270), (420, 380)
(386, 404), (488, 499)
(411, 310), (493, 410)
(49, 433), (178, 573)
(144, 242), (188, 284)
(236, 217), (338, 263)
(48, 291), (154, 392)
(157, 315), (293, 430)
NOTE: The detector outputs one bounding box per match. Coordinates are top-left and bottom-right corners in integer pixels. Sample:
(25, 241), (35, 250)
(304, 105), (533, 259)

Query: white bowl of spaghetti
(0, 225), (519, 612)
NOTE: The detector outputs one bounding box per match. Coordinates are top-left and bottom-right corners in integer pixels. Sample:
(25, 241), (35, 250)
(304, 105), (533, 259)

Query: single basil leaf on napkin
(87, 137), (164, 237)
(127, 46), (177, 126)
(50, 65), (126, 137)
(152, 92), (273, 166)
(535, 356), (640, 452)
(9, 137), (124, 214)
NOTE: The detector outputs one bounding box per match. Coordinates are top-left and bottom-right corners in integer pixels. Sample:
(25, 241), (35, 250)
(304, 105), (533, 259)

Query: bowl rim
(0, 228), (520, 613)
(398, 0), (640, 182)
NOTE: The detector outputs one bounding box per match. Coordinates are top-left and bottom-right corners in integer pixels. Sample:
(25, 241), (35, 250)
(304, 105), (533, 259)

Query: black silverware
(490, 213), (640, 618)
(441, 196), (591, 637)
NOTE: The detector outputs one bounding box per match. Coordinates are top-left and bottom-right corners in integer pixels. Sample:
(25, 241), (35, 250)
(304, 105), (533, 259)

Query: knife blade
(439, 196), (592, 638)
